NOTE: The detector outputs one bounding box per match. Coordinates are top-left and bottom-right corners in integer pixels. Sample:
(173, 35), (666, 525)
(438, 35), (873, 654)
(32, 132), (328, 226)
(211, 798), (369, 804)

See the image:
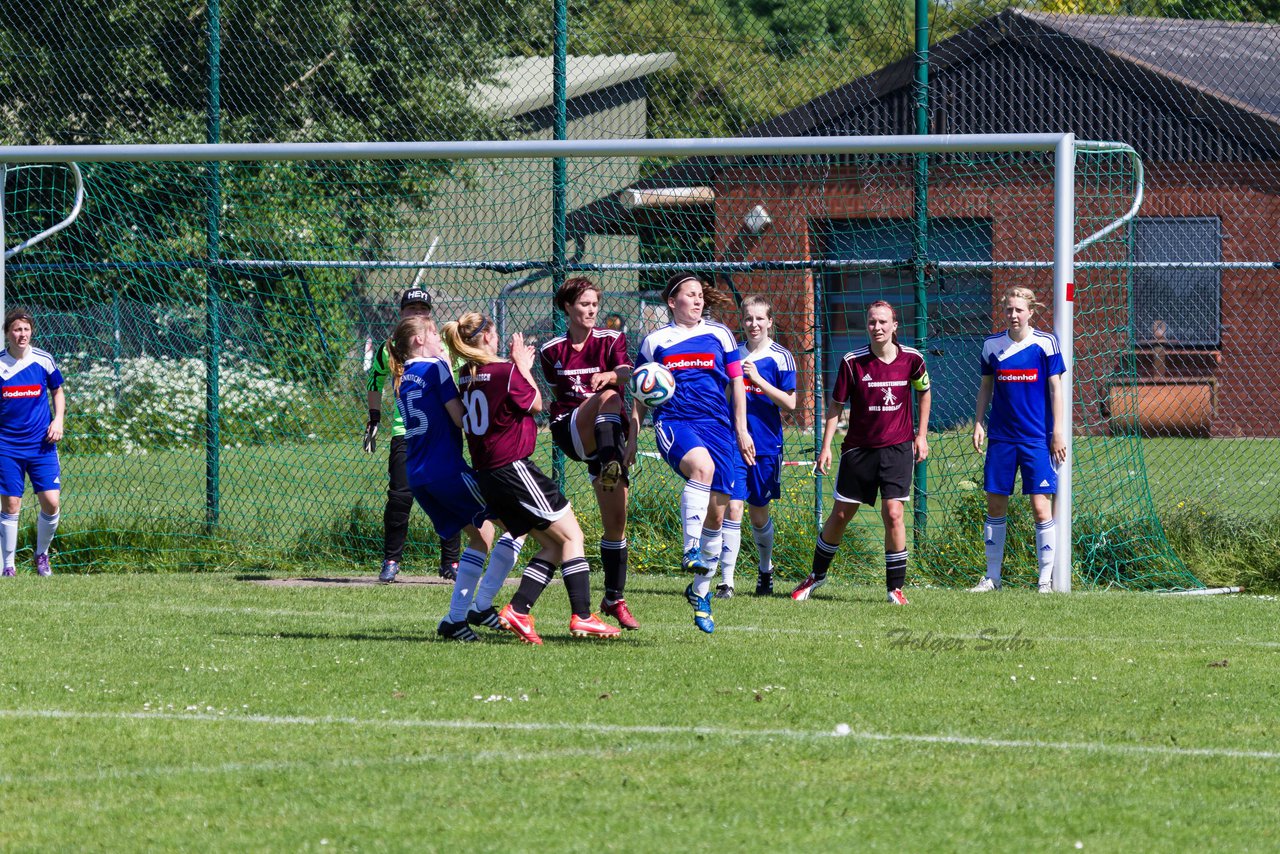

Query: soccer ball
(629, 362), (676, 407)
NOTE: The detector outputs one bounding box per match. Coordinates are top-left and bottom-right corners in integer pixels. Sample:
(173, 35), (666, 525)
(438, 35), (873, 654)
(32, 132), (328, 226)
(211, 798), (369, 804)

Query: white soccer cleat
(886, 588), (909, 605)
(970, 577), (1000, 593)
(1038, 582), (1052, 594)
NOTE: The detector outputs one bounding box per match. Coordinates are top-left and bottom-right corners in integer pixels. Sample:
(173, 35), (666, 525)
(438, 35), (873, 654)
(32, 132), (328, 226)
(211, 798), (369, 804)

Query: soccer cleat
(35, 554), (52, 577)
(569, 613), (622, 639)
(1038, 582), (1053, 594)
(790, 573), (827, 601)
(598, 459), (623, 492)
(681, 547), (710, 574)
(886, 588), (909, 605)
(714, 583), (734, 600)
(600, 597), (639, 630)
(685, 583), (714, 634)
(498, 604), (543, 645)
(1, 566), (14, 577)
(378, 560), (400, 583)
(466, 605), (505, 630)
(440, 562), (458, 582)
(436, 619), (480, 642)
(754, 572), (774, 597)
(970, 577), (1000, 592)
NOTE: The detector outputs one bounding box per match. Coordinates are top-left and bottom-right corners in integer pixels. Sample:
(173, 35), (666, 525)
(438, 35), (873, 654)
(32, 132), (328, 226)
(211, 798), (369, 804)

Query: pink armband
(726, 360), (743, 379)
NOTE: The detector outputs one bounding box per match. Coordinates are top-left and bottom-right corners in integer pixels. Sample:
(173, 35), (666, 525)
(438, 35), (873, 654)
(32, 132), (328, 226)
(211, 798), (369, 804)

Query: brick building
(571, 10), (1280, 436)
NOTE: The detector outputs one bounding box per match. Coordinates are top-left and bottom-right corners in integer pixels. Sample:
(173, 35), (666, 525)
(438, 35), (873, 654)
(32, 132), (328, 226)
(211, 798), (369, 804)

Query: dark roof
(1020, 11), (1280, 120)
(570, 9), (1280, 236)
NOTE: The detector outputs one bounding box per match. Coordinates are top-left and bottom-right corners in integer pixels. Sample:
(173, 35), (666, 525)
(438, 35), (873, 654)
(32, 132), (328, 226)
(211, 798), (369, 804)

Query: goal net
(0, 136), (1201, 589)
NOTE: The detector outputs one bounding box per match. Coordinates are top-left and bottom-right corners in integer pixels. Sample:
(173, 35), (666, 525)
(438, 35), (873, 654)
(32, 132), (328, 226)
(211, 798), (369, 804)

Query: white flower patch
(64, 352), (316, 454)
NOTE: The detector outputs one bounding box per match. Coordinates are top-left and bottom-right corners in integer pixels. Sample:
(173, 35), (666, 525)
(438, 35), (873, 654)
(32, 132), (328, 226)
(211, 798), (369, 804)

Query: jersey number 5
(401, 387), (429, 438)
(461, 390), (490, 436)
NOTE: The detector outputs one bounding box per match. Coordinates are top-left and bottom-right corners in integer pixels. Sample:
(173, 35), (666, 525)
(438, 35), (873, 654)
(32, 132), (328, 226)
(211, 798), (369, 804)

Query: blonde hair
(387, 314), (435, 396)
(740, 294), (773, 319)
(1002, 286), (1044, 313)
(442, 311), (502, 381)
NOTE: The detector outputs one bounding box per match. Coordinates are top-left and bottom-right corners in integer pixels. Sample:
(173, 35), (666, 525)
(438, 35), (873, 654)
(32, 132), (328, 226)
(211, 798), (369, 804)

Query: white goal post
(0, 133), (1147, 592)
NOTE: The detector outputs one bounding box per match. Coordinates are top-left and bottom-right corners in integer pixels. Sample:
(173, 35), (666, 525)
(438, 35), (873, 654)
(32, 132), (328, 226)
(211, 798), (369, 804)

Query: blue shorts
(410, 468), (489, 540)
(984, 440), (1057, 496)
(0, 446), (61, 496)
(655, 419), (739, 497)
(729, 449), (748, 502)
(746, 454), (781, 507)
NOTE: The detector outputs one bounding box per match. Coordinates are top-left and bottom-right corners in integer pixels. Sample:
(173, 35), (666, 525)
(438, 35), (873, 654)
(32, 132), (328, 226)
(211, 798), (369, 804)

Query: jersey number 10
(461, 390), (491, 436)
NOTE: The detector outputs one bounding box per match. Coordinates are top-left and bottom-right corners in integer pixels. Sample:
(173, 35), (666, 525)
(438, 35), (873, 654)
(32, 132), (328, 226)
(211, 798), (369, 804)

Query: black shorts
(833, 441), (914, 506)
(549, 409), (630, 485)
(476, 458), (571, 538)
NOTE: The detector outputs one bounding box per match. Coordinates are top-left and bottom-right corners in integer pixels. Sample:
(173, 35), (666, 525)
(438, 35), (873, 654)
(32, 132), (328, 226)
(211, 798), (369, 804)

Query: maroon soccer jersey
(458, 361), (538, 470)
(539, 328), (631, 420)
(831, 345), (929, 450)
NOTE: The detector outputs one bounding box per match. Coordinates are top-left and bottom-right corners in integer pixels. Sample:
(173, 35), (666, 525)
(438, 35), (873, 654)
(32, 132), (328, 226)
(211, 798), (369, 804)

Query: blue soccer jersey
(397, 356), (468, 488)
(637, 320), (741, 427)
(0, 348), (63, 454)
(740, 342), (796, 457)
(980, 330), (1065, 443)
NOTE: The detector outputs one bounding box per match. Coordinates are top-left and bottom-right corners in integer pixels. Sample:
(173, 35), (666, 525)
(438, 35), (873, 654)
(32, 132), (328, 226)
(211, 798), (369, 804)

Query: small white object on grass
(834, 723), (851, 736)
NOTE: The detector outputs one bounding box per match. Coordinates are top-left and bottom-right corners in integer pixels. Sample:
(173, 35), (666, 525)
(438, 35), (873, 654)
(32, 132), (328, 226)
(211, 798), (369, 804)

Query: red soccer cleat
(498, 604), (543, 645)
(569, 613), (622, 639)
(600, 597), (639, 630)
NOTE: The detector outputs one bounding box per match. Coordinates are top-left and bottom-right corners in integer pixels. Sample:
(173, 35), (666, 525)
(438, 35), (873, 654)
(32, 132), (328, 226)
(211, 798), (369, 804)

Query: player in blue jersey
(970, 286), (1067, 593)
(627, 273), (754, 633)
(716, 295), (796, 598)
(385, 313), (499, 641)
(0, 308), (65, 578)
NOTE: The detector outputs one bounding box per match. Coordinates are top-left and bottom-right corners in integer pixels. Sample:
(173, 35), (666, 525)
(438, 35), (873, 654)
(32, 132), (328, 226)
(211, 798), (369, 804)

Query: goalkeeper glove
(363, 409), (381, 453)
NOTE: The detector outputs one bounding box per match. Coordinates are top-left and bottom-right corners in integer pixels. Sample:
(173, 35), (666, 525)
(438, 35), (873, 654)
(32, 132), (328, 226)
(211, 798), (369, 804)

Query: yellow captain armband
(911, 371), (931, 392)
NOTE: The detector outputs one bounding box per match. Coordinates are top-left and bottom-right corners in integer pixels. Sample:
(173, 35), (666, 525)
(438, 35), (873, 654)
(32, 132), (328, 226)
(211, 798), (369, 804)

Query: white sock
(693, 526), (722, 598)
(719, 518), (741, 589)
(447, 548), (486, 622)
(1035, 519), (1056, 586)
(0, 512), (17, 569)
(474, 533), (524, 611)
(751, 518), (774, 575)
(984, 515), (1007, 583)
(36, 511), (60, 557)
(680, 481), (712, 554)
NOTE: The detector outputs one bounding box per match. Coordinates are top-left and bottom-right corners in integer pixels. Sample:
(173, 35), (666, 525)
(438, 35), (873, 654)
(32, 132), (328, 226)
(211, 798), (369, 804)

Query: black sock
(600, 538), (628, 601)
(510, 558), (555, 615)
(594, 413), (622, 464)
(562, 556), (592, 618)
(886, 550), (908, 591)
(440, 533), (461, 569)
(812, 535), (838, 579)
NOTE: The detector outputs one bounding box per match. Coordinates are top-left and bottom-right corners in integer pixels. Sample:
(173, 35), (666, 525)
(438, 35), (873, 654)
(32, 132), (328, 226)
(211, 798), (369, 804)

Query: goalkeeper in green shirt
(364, 288), (462, 582)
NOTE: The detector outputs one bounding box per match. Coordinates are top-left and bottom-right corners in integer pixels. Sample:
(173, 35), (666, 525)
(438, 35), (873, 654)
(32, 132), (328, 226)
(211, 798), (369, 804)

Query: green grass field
(1, 572), (1278, 850)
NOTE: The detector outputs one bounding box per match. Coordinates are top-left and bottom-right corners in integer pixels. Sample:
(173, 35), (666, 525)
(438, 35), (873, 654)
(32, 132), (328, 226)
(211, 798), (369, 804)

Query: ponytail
(442, 311), (502, 382)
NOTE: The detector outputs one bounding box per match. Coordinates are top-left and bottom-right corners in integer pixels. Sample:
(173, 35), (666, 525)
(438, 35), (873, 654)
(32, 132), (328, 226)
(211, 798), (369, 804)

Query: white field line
(2, 597), (1278, 648)
(2, 708), (1278, 762)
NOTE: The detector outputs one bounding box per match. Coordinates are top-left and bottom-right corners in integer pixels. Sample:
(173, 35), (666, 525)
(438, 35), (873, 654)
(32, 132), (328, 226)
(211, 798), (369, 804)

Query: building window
(1133, 217), (1221, 347)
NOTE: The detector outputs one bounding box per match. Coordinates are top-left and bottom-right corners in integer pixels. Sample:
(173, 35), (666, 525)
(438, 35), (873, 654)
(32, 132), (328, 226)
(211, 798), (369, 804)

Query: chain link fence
(1, 1), (1277, 586)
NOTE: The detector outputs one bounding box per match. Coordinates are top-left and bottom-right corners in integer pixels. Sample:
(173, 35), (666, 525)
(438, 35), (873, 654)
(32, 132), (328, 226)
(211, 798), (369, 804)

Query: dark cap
(400, 288), (432, 310)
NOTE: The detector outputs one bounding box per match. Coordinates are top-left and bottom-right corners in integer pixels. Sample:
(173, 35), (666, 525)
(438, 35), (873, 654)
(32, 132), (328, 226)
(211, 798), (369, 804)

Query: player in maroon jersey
(539, 277), (638, 630)
(792, 300), (932, 604)
(442, 311), (620, 645)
